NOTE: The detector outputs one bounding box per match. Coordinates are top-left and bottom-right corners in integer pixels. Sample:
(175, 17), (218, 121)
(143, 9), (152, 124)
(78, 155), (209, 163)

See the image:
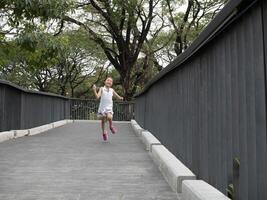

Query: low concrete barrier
(14, 130), (29, 138)
(53, 120), (67, 128)
(134, 124), (144, 137)
(151, 145), (196, 193)
(128, 120), (230, 199)
(130, 120), (144, 136)
(0, 131), (14, 142)
(29, 124), (53, 136)
(182, 180), (231, 200)
(141, 131), (161, 151)
(0, 119), (73, 143)
(130, 119), (138, 129)
(131, 120), (144, 137)
(66, 119), (74, 123)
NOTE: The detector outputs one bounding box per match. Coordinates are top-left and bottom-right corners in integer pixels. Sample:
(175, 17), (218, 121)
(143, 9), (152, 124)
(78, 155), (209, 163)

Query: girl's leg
(107, 113), (117, 134)
(101, 117), (105, 133)
(100, 116), (108, 141)
(107, 113), (113, 127)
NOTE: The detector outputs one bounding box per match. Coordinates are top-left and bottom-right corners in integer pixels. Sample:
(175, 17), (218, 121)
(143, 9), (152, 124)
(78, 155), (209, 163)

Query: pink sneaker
(110, 126), (117, 134)
(102, 131), (108, 141)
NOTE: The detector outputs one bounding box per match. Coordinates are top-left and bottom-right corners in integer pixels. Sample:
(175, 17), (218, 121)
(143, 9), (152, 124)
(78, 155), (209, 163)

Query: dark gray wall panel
(3, 85), (21, 131)
(0, 82), (70, 132)
(135, 2), (267, 199)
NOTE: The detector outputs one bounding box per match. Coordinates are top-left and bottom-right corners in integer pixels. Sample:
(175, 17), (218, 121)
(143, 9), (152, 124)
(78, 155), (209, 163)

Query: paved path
(0, 121), (178, 200)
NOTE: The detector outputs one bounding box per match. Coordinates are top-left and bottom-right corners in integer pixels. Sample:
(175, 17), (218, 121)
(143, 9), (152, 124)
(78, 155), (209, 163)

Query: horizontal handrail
(0, 79), (69, 99)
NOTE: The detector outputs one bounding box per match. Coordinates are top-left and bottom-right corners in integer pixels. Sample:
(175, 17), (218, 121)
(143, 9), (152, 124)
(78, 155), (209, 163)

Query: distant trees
(0, 31), (108, 98)
(164, 0), (227, 56)
(61, 0), (160, 100)
(0, 0), (227, 99)
(0, 0), (72, 40)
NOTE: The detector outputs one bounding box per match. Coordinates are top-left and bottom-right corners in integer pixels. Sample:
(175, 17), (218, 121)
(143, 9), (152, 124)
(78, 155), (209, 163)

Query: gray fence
(135, 0), (267, 200)
(0, 80), (134, 132)
(70, 99), (134, 121)
(0, 80), (70, 132)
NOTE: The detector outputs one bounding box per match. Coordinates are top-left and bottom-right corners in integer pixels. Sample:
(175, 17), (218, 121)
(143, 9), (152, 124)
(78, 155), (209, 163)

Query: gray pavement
(0, 121), (178, 200)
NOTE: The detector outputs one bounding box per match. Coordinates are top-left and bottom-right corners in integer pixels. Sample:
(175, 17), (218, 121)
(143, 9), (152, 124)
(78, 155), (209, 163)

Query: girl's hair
(105, 77), (113, 81)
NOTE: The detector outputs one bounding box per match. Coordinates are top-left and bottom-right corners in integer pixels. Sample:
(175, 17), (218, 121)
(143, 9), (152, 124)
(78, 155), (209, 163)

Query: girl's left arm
(113, 89), (123, 100)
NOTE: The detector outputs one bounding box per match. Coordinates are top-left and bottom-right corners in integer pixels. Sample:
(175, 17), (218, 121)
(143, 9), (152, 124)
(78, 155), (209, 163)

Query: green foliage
(233, 157), (240, 169)
(0, 29), (107, 96)
(0, 0), (227, 99)
(1, 0), (73, 22)
(226, 183), (234, 199)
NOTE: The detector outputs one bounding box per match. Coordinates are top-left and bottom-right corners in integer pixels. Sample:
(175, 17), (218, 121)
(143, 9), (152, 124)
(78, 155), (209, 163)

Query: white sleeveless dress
(98, 86), (114, 116)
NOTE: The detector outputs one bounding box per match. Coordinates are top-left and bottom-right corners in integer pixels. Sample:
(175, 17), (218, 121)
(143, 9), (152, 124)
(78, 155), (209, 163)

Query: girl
(92, 77), (123, 141)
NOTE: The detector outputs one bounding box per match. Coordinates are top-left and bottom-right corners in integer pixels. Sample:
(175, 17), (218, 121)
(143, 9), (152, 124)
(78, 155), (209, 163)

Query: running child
(92, 77), (123, 141)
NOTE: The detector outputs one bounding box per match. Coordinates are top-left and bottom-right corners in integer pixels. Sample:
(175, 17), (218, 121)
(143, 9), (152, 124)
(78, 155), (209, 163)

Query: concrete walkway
(0, 121), (178, 200)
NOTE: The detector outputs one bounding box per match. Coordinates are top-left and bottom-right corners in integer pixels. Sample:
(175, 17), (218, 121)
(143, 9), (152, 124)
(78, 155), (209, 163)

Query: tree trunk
(174, 34), (183, 56)
(71, 87), (74, 97)
(60, 86), (66, 96)
(119, 65), (134, 101)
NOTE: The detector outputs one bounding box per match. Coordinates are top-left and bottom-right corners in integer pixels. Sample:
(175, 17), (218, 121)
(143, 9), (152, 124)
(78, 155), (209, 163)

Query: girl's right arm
(93, 85), (102, 99)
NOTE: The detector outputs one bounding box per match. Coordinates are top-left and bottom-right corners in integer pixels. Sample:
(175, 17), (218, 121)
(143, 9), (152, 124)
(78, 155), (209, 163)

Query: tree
(60, 0), (161, 100)
(164, 0), (227, 56)
(50, 42), (106, 97)
(0, 34), (60, 90)
(0, 31), (107, 97)
(0, 0), (228, 99)
(0, 0), (73, 45)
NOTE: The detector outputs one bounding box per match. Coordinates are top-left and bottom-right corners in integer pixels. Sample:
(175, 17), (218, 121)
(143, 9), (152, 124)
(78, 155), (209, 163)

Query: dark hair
(105, 77), (113, 81)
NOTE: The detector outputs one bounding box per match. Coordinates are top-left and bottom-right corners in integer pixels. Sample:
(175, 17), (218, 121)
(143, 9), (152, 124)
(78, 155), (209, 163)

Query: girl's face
(105, 78), (113, 88)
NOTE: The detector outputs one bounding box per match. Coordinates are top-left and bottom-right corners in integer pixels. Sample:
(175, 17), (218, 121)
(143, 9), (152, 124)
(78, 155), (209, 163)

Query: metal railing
(70, 99), (134, 121)
(0, 80), (135, 132)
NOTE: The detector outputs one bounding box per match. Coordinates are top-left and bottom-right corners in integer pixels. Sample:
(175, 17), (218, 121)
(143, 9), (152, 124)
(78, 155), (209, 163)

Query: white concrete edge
(29, 124), (54, 136)
(0, 131), (14, 143)
(131, 120), (195, 193)
(14, 130), (30, 138)
(182, 180), (231, 200)
(140, 130), (161, 151)
(130, 120), (144, 137)
(130, 119), (137, 128)
(132, 120), (229, 200)
(0, 119), (74, 143)
(151, 145), (196, 193)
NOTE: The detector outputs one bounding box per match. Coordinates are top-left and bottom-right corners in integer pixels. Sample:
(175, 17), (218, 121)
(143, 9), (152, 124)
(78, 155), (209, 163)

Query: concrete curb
(130, 119), (138, 129)
(140, 130), (161, 151)
(29, 124), (54, 136)
(0, 131), (14, 142)
(131, 120), (230, 200)
(0, 119), (74, 143)
(52, 120), (67, 128)
(182, 180), (231, 200)
(151, 145), (196, 193)
(130, 120), (196, 193)
(14, 130), (30, 138)
(130, 120), (144, 137)
(134, 124), (144, 137)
